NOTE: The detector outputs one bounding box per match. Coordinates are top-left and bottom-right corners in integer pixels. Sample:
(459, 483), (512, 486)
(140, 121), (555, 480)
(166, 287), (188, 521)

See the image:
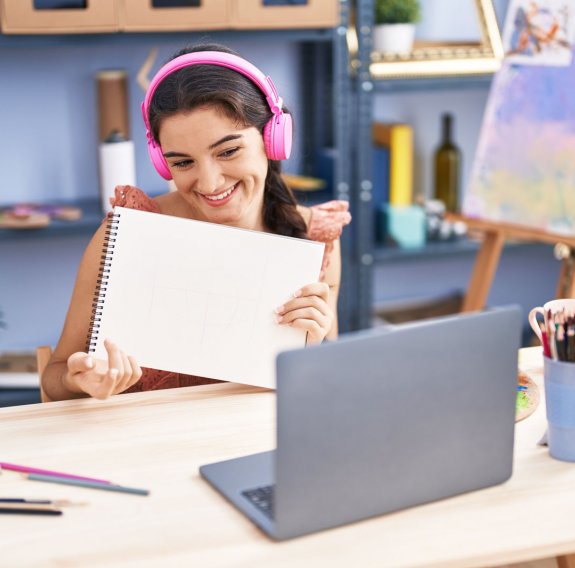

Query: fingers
(277, 283), (331, 319)
(104, 338), (123, 377)
(114, 351), (132, 394)
(65, 355), (117, 400)
(278, 305), (330, 328)
(294, 282), (330, 302)
(89, 369), (118, 400)
(66, 341), (143, 399)
(278, 307), (331, 344)
(125, 356), (143, 390)
(276, 283), (333, 344)
(67, 352), (94, 374)
(103, 339), (142, 394)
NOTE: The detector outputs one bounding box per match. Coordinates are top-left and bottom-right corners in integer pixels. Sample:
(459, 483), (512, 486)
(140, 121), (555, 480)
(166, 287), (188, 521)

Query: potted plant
(374, 0), (421, 54)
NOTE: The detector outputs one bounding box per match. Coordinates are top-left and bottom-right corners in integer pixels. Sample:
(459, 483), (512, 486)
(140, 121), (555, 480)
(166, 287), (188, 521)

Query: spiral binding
(86, 212), (120, 353)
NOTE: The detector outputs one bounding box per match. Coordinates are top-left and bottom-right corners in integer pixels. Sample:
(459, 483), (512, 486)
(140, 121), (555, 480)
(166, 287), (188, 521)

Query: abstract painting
(464, 5), (575, 235)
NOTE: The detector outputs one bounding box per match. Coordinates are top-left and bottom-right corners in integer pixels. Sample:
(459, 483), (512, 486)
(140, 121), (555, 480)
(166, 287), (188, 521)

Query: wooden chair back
(35, 346), (53, 403)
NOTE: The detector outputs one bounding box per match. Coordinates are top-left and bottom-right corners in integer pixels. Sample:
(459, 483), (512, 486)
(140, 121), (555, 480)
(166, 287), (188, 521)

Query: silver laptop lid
(274, 306), (522, 540)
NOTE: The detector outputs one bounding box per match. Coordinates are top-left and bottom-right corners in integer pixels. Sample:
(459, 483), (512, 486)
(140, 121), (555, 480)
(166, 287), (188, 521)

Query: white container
(373, 23), (415, 54)
(98, 138), (137, 214)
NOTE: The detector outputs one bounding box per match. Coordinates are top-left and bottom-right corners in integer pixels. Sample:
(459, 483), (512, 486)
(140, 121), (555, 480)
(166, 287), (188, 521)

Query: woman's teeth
(205, 184), (236, 201)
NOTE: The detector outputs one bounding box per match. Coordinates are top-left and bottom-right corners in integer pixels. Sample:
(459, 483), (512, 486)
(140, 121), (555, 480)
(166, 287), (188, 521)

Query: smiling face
(159, 105), (270, 231)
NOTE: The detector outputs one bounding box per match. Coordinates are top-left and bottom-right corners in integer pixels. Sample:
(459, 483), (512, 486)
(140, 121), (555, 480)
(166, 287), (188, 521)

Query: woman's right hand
(64, 339), (142, 400)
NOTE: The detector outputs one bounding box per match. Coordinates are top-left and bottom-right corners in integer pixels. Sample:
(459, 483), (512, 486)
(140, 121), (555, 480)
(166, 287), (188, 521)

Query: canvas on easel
(464, 0), (575, 235)
(455, 0), (575, 311)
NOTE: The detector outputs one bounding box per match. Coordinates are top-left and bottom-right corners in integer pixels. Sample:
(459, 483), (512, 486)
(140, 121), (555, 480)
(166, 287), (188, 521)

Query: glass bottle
(433, 113), (461, 213)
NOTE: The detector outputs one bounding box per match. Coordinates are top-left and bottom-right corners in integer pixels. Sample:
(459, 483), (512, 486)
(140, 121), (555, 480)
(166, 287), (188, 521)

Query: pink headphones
(141, 51), (293, 180)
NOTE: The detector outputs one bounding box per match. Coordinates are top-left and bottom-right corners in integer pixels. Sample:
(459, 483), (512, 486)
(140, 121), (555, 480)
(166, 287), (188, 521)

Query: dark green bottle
(434, 113), (461, 213)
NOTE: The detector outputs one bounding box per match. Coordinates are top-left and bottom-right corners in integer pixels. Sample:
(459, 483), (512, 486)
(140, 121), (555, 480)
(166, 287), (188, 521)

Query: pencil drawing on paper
(145, 264), (262, 354)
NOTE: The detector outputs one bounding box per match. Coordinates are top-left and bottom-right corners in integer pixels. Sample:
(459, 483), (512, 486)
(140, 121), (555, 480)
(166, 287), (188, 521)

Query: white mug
(529, 298), (575, 341)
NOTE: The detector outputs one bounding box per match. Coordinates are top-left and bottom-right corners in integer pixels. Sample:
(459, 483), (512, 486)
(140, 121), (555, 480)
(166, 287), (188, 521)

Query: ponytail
(264, 161), (308, 239)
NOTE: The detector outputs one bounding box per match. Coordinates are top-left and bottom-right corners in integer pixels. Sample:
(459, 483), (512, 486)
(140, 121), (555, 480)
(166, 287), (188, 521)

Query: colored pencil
(0, 498), (52, 504)
(556, 323), (566, 361)
(0, 462), (111, 485)
(539, 321), (551, 358)
(549, 315), (558, 360)
(0, 498), (83, 507)
(568, 320), (575, 362)
(27, 473), (150, 496)
(0, 506), (62, 516)
(0, 502), (59, 511)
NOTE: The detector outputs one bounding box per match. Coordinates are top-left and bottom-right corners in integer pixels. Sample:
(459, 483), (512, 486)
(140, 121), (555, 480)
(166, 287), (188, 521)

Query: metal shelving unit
(351, 0), (376, 331)
(350, 0), (503, 331)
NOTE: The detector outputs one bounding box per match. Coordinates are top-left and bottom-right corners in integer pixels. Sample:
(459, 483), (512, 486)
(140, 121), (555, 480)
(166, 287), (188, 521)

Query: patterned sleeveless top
(109, 185), (351, 392)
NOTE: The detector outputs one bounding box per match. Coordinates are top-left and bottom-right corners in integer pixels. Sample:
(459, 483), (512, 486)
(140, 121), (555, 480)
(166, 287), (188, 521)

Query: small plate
(516, 371), (540, 422)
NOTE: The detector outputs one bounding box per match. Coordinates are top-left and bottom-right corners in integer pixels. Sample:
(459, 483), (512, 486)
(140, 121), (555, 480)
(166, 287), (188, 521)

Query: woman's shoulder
(110, 185), (162, 213)
(299, 200), (352, 243)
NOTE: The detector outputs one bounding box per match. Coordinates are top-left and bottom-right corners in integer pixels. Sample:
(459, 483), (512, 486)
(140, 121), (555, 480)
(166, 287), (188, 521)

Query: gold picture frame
(367, 0), (504, 79)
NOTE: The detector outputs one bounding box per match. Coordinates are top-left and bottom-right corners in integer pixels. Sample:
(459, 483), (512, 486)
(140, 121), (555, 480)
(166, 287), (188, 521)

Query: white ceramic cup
(529, 299), (575, 341)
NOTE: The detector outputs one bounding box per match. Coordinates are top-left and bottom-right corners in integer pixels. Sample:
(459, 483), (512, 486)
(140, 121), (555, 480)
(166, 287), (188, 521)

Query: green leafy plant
(375, 0), (421, 24)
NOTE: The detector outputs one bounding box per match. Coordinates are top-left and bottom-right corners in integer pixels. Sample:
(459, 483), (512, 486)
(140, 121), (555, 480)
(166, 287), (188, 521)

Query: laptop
(199, 306), (522, 540)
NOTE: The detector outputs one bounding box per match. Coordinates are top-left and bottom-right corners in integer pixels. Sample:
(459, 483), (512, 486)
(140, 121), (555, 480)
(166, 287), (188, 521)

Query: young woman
(41, 43), (351, 401)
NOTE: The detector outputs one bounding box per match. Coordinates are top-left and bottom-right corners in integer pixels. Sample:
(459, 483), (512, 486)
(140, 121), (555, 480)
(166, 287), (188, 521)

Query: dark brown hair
(148, 43), (308, 239)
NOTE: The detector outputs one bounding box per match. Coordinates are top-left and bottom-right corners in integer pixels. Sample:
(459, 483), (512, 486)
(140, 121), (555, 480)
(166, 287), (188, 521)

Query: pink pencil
(539, 321), (551, 358)
(0, 462), (111, 485)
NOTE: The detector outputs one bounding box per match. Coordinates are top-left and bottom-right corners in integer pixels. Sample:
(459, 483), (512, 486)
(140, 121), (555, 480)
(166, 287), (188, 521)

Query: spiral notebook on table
(87, 207), (325, 389)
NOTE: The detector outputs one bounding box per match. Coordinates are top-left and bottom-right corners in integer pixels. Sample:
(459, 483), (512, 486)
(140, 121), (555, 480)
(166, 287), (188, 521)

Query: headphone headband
(142, 51), (285, 132)
(141, 50), (292, 179)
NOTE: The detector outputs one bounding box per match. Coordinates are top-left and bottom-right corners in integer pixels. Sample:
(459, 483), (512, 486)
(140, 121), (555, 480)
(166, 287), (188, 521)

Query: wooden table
(1, 348), (574, 568)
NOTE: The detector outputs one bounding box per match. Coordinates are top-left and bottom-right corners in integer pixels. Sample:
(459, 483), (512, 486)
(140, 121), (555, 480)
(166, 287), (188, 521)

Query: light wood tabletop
(0, 347), (574, 568)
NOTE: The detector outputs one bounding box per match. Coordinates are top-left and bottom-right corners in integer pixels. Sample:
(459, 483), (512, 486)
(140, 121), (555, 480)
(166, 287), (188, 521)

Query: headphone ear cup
(263, 113), (292, 161)
(147, 137), (172, 180)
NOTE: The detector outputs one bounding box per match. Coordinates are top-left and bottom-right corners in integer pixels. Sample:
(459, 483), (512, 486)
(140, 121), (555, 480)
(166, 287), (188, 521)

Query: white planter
(373, 23), (415, 54)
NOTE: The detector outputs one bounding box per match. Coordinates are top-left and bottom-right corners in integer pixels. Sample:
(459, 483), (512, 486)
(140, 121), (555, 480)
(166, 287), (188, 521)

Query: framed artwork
(502, 0), (575, 66)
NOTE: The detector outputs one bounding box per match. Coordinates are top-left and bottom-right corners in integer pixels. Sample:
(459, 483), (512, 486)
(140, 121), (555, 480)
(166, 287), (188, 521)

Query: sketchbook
(87, 207), (325, 389)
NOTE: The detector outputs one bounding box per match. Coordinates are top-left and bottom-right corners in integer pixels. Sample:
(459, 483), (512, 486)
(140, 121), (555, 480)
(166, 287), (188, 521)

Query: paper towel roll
(98, 138), (137, 214)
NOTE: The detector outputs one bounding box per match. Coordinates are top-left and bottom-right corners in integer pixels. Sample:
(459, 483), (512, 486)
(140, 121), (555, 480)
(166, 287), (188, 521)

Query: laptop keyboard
(242, 485), (275, 520)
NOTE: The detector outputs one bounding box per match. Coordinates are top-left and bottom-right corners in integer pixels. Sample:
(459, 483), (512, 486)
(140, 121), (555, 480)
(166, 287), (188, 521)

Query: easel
(455, 216), (575, 568)
(447, 215), (575, 312)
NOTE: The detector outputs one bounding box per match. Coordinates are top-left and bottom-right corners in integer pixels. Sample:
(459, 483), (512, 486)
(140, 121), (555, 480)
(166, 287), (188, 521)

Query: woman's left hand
(276, 282), (333, 345)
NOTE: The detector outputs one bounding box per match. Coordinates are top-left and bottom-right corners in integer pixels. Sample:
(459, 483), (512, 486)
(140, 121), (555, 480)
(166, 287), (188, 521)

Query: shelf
(372, 74), (493, 93)
(0, 199), (103, 242)
(0, 28), (337, 48)
(0, 190), (333, 243)
(373, 239), (554, 264)
(373, 238), (481, 263)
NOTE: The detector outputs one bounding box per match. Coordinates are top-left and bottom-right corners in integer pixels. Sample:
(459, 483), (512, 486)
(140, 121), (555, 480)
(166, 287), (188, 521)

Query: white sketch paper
(91, 207), (325, 389)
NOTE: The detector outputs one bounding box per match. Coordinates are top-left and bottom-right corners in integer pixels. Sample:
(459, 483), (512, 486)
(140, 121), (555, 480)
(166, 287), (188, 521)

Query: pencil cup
(544, 356), (575, 462)
(529, 298), (575, 342)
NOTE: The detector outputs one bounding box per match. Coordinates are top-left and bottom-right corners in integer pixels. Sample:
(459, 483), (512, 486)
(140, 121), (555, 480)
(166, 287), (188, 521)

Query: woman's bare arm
(41, 223), (142, 401)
